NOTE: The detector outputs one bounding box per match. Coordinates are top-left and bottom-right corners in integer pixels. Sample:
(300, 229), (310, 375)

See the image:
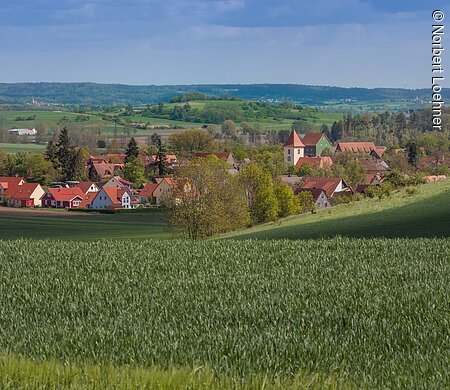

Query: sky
(0, 0), (449, 88)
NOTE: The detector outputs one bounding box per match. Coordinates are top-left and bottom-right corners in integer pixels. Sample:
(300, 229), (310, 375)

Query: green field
(0, 142), (47, 154)
(224, 179), (450, 240)
(0, 238), (448, 387)
(0, 210), (171, 240)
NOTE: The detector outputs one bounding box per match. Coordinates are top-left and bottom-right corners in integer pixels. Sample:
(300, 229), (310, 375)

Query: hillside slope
(223, 180), (450, 240)
(0, 82), (442, 105)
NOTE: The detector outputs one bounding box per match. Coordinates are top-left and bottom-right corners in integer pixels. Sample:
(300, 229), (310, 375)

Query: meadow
(224, 179), (450, 240)
(0, 238), (448, 388)
(0, 142), (46, 154)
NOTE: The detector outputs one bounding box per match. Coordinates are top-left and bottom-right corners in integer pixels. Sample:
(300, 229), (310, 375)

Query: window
(298, 149), (301, 154)
(288, 149), (290, 155)
(287, 156), (291, 162)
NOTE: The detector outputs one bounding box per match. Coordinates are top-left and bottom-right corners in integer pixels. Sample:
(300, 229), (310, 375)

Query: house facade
(295, 187), (331, 208)
(300, 177), (353, 197)
(301, 133), (332, 157)
(91, 186), (134, 209)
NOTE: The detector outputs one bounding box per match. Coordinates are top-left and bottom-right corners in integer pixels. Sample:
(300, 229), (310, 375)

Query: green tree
(44, 140), (59, 168)
(297, 191), (315, 213)
(71, 148), (88, 182)
(151, 133), (170, 177)
(56, 127), (72, 181)
(125, 137), (140, 163)
(124, 157), (146, 187)
(169, 130), (214, 155)
(222, 120), (238, 139)
(274, 182), (300, 217)
(165, 157), (249, 239)
(239, 164), (280, 223)
(406, 142), (418, 168)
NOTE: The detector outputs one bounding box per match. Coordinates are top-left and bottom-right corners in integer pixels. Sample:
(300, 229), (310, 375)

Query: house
(194, 152), (235, 166)
(0, 176), (26, 203)
(283, 130), (305, 166)
(90, 153), (127, 164)
(370, 146), (387, 159)
(355, 174), (383, 194)
(294, 187), (331, 208)
(103, 176), (133, 190)
(7, 182), (45, 207)
(279, 175), (303, 187)
(138, 182), (159, 204)
(153, 178), (175, 206)
(300, 177), (354, 197)
(91, 186), (136, 210)
(358, 159), (389, 174)
(300, 133), (332, 157)
(295, 156), (333, 170)
(336, 142), (382, 154)
(42, 188), (85, 209)
(8, 128), (37, 136)
(76, 181), (99, 194)
(88, 162), (117, 181)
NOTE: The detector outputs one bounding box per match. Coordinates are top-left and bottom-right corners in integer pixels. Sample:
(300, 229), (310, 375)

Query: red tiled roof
(102, 186), (129, 206)
(336, 142), (376, 153)
(139, 182), (158, 197)
(284, 130), (304, 147)
(294, 187), (326, 202)
(77, 181), (97, 194)
(47, 188), (84, 202)
(9, 183), (40, 200)
(359, 159), (388, 172)
(301, 133), (325, 146)
(295, 156), (333, 169)
(300, 177), (345, 197)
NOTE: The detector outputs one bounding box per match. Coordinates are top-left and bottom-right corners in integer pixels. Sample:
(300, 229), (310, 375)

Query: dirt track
(0, 207), (97, 218)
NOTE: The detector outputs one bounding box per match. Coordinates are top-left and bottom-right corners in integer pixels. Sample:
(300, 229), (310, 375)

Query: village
(0, 129), (446, 215)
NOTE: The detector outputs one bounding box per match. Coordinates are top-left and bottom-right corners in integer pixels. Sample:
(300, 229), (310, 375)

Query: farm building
(8, 128), (37, 136)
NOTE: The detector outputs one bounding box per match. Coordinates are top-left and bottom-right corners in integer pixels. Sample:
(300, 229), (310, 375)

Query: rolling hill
(222, 179), (450, 240)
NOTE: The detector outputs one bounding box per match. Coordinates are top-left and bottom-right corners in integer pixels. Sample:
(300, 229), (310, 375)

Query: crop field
(0, 208), (170, 240)
(0, 238), (448, 387)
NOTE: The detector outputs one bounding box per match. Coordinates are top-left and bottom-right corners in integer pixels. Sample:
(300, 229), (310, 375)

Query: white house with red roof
(284, 130), (305, 166)
(300, 177), (353, 198)
(103, 176), (133, 190)
(138, 182), (159, 204)
(42, 188), (85, 208)
(91, 186), (136, 209)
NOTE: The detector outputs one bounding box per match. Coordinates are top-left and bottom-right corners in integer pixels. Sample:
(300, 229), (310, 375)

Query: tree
(297, 191), (315, 213)
(125, 137), (140, 163)
(71, 148), (88, 182)
(406, 142), (418, 168)
(330, 121), (343, 142)
(222, 120), (238, 139)
(44, 140), (59, 168)
(253, 148), (287, 178)
(124, 157), (146, 187)
(169, 130), (214, 155)
(151, 133), (170, 177)
(297, 163), (312, 177)
(56, 127), (72, 181)
(107, 139), (122, 154)
(165, 157), (249, 239)
(239, 164), (280, 224)
(274, 182), (300, 217)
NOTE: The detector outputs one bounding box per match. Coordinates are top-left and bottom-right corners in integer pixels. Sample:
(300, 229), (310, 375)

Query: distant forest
(0, 82), (445, 106)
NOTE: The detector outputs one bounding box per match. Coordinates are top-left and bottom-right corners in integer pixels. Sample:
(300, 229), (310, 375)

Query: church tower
(284, 130), (304, 166)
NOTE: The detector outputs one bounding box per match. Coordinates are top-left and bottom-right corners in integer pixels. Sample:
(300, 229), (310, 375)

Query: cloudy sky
(0, 0), (448, 88)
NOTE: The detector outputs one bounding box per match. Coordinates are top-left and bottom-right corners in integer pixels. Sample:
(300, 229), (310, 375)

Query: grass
(0, 238), (448, 387)
(223, 179), (450, 240)
(0, 354), (348, 389)
(0, 210), (171, 240)
(0, 142), (47, 154)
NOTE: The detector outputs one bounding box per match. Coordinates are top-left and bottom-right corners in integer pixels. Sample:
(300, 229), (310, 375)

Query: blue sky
(0, 0), (448, 88)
